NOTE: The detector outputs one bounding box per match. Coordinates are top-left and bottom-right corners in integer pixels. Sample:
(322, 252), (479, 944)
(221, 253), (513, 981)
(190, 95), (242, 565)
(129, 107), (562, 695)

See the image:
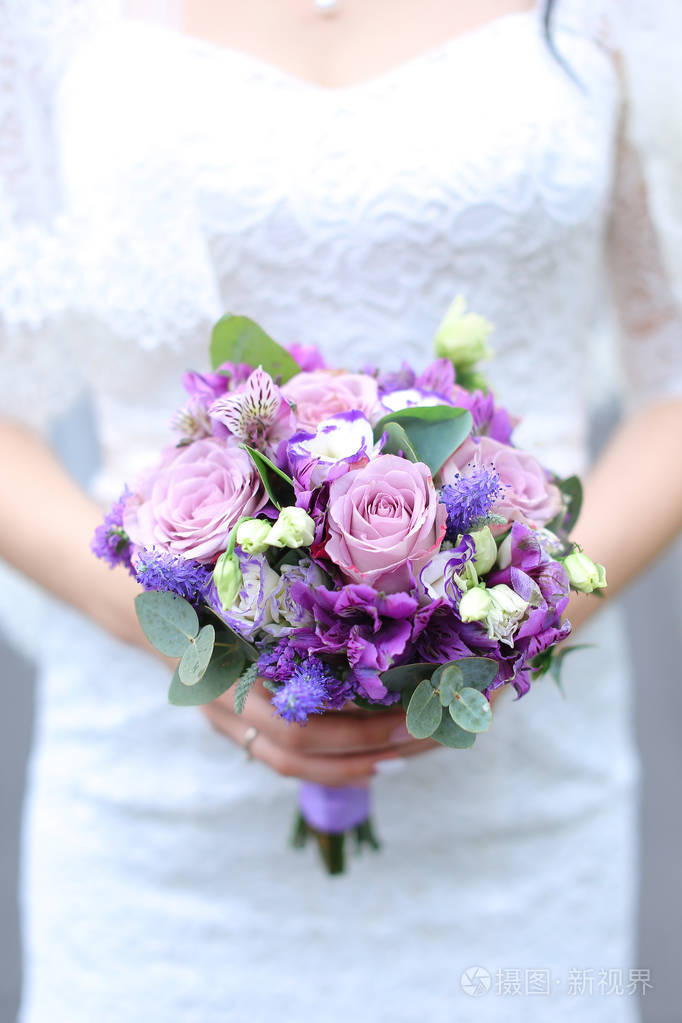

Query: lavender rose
(441, 436), (562, 529)
(124, 438), (267, 564)
(282, 370), (383, 431)
(324, 454), (447, 594)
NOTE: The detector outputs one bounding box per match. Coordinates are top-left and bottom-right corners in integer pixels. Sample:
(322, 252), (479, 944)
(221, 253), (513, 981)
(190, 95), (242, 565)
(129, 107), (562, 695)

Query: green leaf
(449, 686), (493, 733)
(437, 665), (464, 706)
(455, 656), (499, 692)
(168, 640), (245, 706)
(233, 663), (260, 714)
(549, 643), (594, 693)
(377, 421), (419, 462)
(178, 624), (216, 686)
(203, 613), (259, 664)
(406, 679), (443, 739)
(210, 315), (300, 383)
(546, 475), (583, 536)
(135, 591), (199, 657)
(240, 443), (294, 510)
(374, 405), (473, 475)
(432, 713), (477, 749)
(380, 662), (436, 692)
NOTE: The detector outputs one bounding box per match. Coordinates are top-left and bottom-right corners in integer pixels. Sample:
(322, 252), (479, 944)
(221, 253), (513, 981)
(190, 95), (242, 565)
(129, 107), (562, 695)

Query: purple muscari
(271, 657), (335, 724)
(90, 487), (134, 574)
(440, 466), (501, 539)
(134, 547), (214, 605)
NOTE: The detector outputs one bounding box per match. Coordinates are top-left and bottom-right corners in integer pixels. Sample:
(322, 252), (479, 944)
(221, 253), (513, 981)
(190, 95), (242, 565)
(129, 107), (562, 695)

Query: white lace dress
(2, 2), (682, 1021)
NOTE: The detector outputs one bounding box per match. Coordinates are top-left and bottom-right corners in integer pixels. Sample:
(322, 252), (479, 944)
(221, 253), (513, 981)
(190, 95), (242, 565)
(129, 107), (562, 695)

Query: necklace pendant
(314, 0), (339, 15)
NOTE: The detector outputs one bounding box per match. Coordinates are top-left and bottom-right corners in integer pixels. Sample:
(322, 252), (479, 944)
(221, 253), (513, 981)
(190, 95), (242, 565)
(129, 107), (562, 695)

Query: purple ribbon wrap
(298, 782), (371, 833)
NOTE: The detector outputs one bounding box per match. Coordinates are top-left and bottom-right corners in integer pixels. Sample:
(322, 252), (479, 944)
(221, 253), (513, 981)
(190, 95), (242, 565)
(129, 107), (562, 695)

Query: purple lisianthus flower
(210, 551), (280, 639)
(286, 343), (326, 371)
(289, 581), (418, 703)
(439, 466), (501, 539)
(441, 386), (516, 444)
(287, 411), (382, 493)
(409, 600), (476, 663)
(379, 387), (453, 414)
(418, 534), (476, 606)
(91, 487), (134, 574)
(263, 558), (327, 637)
(134, 547), (214, 605)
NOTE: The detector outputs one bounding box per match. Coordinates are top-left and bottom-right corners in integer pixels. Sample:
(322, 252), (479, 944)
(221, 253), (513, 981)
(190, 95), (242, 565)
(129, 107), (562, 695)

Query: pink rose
(324, 454), (447, 593)
(282, 370), (383, 431)
(124, 438), (267, 563)
(441, 436), (562, 529)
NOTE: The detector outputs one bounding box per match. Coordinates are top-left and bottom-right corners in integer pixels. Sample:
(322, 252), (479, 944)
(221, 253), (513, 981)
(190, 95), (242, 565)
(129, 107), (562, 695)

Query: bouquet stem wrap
(291, 782), (380, 875)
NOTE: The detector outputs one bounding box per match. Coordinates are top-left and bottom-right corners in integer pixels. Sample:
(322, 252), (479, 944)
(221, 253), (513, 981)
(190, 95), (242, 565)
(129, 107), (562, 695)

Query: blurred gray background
(1, 399), (681, 1022)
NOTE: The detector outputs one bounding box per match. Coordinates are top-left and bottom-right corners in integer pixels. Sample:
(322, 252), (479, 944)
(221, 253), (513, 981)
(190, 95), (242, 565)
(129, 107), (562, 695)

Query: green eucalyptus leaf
(380, 662), (435, 692)
(178, 624), (216, 686)
(377, 421), (419, 462)
(240, 444), (294, 510)
(373, 406), (473, 474)
(406, 679), (443, 739)
(135, 591), (199, 657)
(449, 686), (493, 733)
(455, 656), (499, 692)
(204, 613), (259, 664)
(168, 640), (244, 706)
(437, 665), (464, 706)
(432, 713), (477, 749)
(210, 315), (300, 382)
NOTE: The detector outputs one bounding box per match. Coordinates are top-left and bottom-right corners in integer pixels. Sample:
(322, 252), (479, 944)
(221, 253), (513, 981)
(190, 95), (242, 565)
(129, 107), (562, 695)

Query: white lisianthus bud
(459, 585), (494, 623)
(433, 295), (493, 370)
(483, 584), (529, 644)
(213, 551), (243, 610)
(236, 517), (272, 555)
(563, 551), (607, 594)
(469, 526), (498, 575)
(268, 506), (316, 549)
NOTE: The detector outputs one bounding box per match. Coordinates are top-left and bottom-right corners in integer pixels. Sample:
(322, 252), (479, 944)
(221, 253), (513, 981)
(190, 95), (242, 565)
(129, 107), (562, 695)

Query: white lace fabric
(1, 2), (681, 1021)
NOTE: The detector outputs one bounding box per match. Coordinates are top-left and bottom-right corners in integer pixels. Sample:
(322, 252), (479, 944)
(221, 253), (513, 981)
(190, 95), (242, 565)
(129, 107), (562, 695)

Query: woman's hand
(200, 680), (442, 785)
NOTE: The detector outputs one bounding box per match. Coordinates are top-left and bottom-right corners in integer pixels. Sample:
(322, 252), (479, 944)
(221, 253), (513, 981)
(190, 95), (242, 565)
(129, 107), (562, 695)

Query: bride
(1, 0), (681, 1020)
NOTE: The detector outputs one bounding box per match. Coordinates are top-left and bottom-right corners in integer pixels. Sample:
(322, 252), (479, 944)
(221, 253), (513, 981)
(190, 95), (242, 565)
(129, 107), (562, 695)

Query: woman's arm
(566, 397), (682, 632)
(0, 419), (431, 781)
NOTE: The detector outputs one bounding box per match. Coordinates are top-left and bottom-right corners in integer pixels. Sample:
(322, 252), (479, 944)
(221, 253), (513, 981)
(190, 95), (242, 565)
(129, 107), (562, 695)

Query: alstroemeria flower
(209, 367), (295, 457)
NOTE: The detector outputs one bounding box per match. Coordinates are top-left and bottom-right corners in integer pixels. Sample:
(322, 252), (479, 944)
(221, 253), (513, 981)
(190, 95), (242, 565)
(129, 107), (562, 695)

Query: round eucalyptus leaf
(169, 644), (244, 707)
(432, 713), (477, 749)
(456, 657), (499, 692)
(380, 662), (435, 692)
(135, 591), (199, 657)
(178, 624), (216, 686)
(437, 665), (464, 706)
(449, 687), (493, 733)
(406, 679), (443, 739)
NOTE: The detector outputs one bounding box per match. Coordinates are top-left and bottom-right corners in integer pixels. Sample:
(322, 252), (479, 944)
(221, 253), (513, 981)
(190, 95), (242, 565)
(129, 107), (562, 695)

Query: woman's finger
(204, 707), (440, 785)
(215, 681), (413, 755)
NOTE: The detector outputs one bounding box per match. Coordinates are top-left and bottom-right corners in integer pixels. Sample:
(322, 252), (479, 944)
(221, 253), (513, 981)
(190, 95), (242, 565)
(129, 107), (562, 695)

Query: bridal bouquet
(92, 299), (606, 873)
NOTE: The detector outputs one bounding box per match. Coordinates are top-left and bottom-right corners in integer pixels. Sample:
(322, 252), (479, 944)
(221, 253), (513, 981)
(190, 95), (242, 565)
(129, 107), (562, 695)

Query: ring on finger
(243, 725), (259, 762)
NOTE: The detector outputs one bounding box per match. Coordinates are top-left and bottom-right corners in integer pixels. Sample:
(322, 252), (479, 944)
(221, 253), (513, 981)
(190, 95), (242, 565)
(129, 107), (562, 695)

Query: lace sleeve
(0, 0), (121, 433)
(556, 0), (682, 409)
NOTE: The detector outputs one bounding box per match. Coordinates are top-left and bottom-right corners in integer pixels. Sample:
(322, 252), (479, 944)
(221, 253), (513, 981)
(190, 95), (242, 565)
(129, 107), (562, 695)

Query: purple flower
(91, 488), (134, 574)
(258, 638), (299, 684)
(286, 343), (326, 371)
(209, 367), (296, 458)
(439, 467), (501, 539)
(134, 547), (214, 605)
(288, 581), (418, 703)
(287, 411), (382, 493)
(271, 658), (332, 723)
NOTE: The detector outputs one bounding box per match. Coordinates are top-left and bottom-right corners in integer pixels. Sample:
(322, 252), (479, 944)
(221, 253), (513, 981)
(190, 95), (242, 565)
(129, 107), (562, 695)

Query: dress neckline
(126, 7), (541, 97)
